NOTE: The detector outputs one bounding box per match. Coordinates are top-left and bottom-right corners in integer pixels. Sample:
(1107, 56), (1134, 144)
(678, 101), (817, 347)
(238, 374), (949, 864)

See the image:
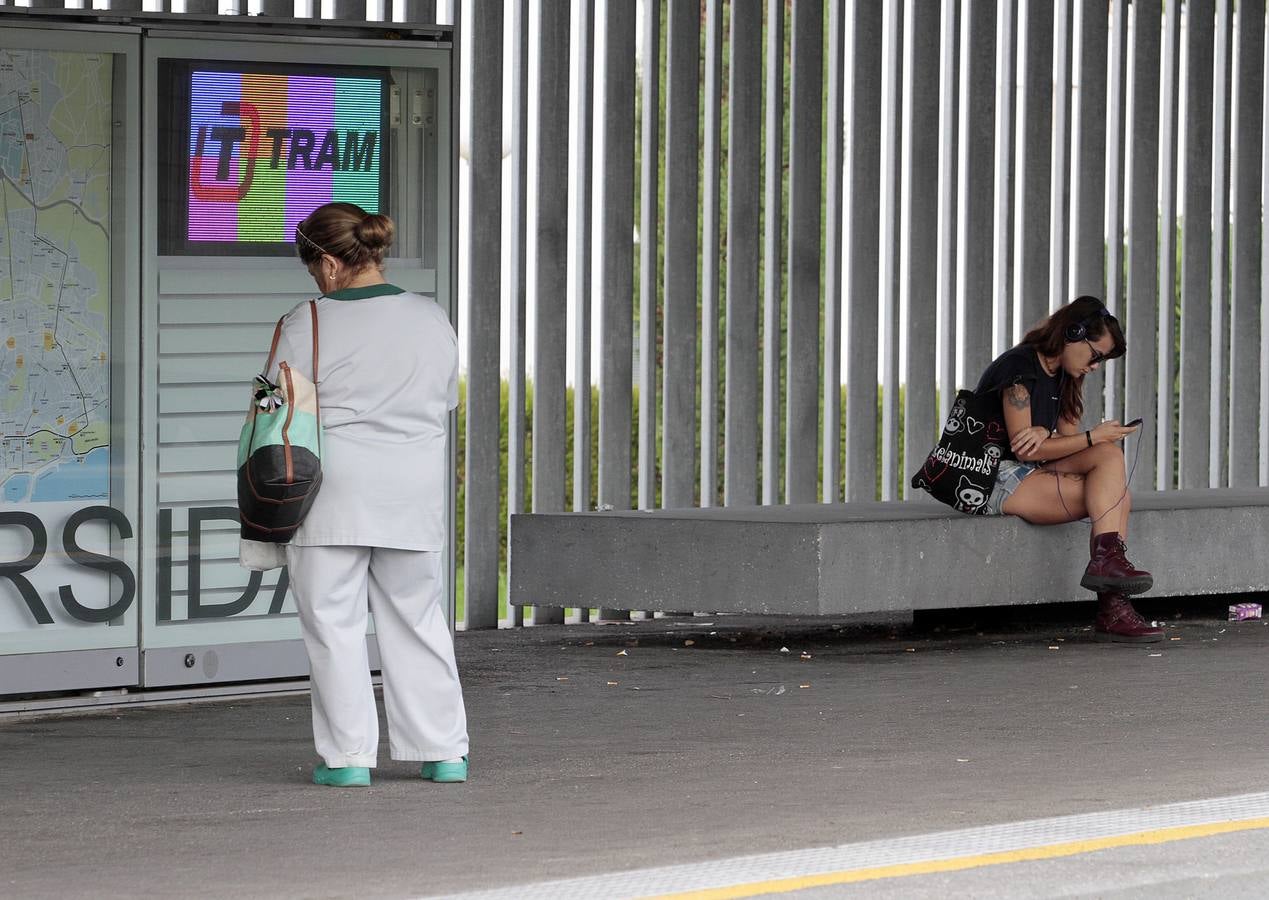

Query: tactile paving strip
(423, 791), (1269, 900)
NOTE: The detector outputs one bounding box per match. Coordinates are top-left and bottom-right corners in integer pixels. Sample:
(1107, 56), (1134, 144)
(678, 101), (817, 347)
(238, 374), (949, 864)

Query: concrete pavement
(2, 598), (1267, 898)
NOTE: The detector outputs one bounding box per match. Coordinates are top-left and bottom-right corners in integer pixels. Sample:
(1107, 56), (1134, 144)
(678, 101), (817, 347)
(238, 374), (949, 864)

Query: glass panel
(141, 39), (452, 681)
(0, 47), (138, 655)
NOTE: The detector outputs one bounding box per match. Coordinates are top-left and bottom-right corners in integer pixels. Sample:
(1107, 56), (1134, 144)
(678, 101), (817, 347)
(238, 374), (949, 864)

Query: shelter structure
(2, 1), (1268, 703)
(0, 3), (454, 696)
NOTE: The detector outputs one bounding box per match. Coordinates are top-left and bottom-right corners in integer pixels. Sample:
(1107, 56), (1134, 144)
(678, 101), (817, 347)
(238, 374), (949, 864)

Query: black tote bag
(910, 389), (1008, 515)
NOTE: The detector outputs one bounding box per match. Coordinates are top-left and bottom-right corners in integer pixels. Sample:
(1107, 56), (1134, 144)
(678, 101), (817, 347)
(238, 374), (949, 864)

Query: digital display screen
(159, 61), (391, 255)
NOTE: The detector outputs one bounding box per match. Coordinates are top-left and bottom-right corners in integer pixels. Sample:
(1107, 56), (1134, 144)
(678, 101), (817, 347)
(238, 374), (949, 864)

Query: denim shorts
(985, 460), (1040, 516)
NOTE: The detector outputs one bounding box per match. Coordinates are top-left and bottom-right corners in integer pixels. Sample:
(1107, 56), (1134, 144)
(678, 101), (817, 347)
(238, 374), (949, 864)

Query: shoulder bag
(237, 301), (323, 570)
(910, 389), (1008, 515)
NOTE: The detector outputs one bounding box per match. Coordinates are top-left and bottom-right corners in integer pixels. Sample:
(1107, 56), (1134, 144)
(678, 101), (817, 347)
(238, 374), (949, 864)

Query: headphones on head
(1063, 299), (1112, 343)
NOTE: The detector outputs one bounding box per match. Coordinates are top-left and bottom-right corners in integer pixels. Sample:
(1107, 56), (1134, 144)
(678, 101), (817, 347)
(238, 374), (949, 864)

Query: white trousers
(287, 545), (469, 768)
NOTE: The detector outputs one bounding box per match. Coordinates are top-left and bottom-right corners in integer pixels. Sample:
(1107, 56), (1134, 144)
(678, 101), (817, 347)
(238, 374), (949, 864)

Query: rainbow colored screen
(188, 70), (384, 243)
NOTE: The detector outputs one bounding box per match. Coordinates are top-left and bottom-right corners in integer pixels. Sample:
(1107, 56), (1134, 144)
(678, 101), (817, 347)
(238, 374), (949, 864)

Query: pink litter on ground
(1228, 603), (1262, 622)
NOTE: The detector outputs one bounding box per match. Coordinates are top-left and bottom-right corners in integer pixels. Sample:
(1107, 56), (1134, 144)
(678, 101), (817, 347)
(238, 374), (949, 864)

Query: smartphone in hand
(1125, 417), (1143, 428)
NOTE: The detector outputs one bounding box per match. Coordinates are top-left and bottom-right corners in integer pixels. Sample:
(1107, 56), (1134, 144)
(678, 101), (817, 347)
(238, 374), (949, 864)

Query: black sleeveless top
(975, 345), (1062, 460)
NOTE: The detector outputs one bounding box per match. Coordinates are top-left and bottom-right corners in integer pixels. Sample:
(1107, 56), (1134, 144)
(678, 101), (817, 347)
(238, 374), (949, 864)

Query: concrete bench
(508, 489), (1269, 615)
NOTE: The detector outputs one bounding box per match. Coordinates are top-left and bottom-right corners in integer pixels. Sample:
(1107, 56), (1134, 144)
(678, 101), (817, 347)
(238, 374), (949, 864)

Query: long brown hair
(1020, 295), (1126, 424)
(294, 202), (395, 271)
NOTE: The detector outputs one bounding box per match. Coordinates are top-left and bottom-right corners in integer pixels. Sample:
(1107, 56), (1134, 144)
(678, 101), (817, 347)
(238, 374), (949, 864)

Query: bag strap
(309, 299), (320, 386)
(263, 317), (285, 376)
(309, 300), (322, 456)
(263, 302), (320, 385)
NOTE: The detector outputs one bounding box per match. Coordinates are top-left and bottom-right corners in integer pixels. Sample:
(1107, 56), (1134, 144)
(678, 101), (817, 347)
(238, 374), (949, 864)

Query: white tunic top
(269, 285), (457, 551)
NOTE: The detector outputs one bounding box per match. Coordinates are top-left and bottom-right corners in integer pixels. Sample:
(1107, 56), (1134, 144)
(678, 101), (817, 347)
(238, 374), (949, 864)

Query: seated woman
(976, 295), (1160, 643)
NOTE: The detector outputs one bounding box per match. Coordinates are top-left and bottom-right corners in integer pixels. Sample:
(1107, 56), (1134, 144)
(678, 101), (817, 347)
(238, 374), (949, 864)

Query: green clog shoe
(420, 756), (468, 783)
(313, 763), (371, 787)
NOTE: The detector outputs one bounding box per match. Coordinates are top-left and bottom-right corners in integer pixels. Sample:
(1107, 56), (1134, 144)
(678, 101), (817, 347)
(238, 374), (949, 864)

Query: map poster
(0, 49), (119, 636)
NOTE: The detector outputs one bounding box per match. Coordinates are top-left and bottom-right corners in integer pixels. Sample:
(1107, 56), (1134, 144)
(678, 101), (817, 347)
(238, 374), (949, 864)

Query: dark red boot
(1081, 532), (1153, 595)
(1094, 592), (1163, 643)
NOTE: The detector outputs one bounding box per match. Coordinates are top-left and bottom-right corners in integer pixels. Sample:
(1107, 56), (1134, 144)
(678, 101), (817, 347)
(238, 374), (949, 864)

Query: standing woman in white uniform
(273, 201), (469, 787)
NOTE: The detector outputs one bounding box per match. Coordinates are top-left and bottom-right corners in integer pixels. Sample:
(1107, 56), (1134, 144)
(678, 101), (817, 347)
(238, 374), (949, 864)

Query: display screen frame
(157, 58), (393, 257)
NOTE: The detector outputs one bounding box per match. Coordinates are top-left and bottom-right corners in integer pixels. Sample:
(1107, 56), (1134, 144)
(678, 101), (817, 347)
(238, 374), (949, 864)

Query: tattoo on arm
(1005, 384), (1031, 411)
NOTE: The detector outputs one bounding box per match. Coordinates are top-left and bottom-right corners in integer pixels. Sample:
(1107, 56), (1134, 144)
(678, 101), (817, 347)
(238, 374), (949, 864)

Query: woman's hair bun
(354, 213), (396, 251)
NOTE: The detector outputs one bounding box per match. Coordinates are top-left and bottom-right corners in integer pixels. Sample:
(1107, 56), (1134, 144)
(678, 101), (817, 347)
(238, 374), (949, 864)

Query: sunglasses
(1084, 338), (1109, 366)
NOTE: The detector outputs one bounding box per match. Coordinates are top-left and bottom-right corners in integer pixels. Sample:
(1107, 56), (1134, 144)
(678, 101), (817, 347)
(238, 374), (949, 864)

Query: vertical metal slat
(1124, 0), (1161, 488)
(1070, 0), (1108, 423)
(257, 0), (292, 16)
(530, 0), (570, 624)
(1103, 0), (1129, 419)
(1049, 0), (1074, 313)
(329, 0), (367, 21)
(936, 0), (960, 424)
(822, 0), (845, 503)
(506, 0), (530, 626)
(901, 0), (941, 498)
(572, 0), (595, 519)
(596, 0), (635, 621)
(956, 0), (995, 386)
(1208, 0), (1234, 486)
(785, 0), (823, 504)
(571, 0), (596, 622)
(661, 0), (699, 510)
(461, 0), (502, 630)
(762, 0), (784, 504)
(1070, 0), (1108, 302)
(1179, 0), (1215, 490)
(638, 0), (660, 511)
(879, 0), (904, 501)
(701, 0), (723, 508)
(1157, 0), (1183, 489)
(990, 0), (1014, 357)
(1230, 0), (1264, 486)
(1015, 0), (1053, 340)
(725, 1), (763, 507)
(845, 0), (882, 501)
(400, 0), (436, 23)
(1260, 5), (1269, 485)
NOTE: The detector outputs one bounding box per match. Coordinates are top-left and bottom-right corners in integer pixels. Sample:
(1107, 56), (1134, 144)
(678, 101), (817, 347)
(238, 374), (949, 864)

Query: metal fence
(464, 0), (1269, 630)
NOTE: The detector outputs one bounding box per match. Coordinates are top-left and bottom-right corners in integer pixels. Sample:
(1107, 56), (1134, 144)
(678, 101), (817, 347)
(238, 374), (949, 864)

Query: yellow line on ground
(645, 816), (1269, 900)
